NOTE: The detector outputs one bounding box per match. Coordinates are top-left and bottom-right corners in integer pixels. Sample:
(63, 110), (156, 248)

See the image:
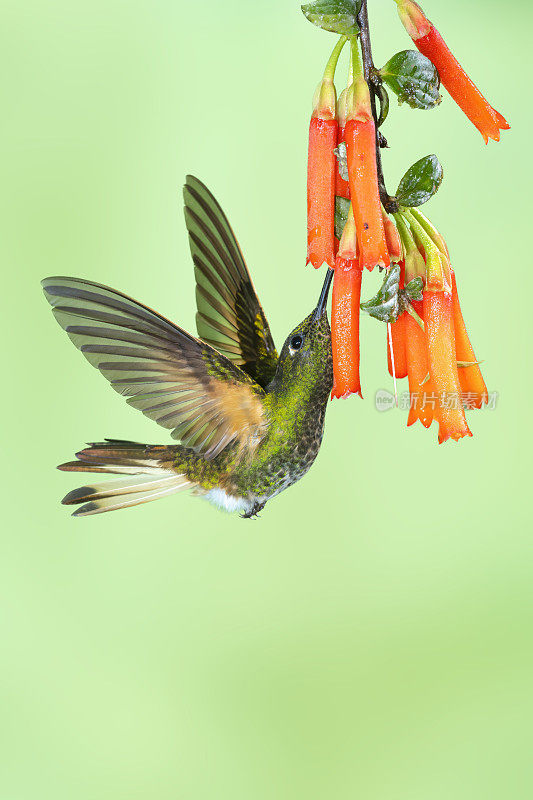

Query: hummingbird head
(269, 269), (333, 404)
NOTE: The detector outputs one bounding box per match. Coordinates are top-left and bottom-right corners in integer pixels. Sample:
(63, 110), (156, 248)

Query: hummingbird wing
(183, 176), (279, 388)
(42, 277), (269, 458)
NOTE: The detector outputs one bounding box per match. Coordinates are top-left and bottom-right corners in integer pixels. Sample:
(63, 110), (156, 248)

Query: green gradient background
(2, 0), (532, 797)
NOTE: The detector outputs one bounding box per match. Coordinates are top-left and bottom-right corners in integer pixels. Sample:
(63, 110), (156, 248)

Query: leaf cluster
(360, 267), (424, 324)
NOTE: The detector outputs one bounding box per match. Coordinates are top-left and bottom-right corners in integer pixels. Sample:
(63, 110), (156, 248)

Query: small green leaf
(301, 0), (360, 34)
(380, 50), (441, 110)
(361, 268), (426, 324)
(360, 265), (401, 323)
(404, 276), (423, 301)
(396, 154), (443, 208)
(334, 196), (350, 241)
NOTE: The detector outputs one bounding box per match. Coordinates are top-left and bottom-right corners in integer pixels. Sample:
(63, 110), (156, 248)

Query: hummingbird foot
(241, 500), (266, 519)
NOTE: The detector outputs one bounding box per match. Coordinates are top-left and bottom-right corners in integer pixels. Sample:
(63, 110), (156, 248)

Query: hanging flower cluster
(302, 0), (508, 442)
(390, 209), (487, 442)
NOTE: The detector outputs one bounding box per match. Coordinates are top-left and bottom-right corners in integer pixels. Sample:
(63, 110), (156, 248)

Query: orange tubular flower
(382, 210), (402, 263)
(396, 0), (510, 143)
(451, 270), (487, 407)
(331, 208), (363, 399)
(405, 300), (436, 428)
(388, 315), (407, 378)
(345, 115), (390, 270)
(331, 259), (363, 398)
(345, 41), (390, 271)
(423, 290), (472, 443)
(307, 36), (347, 269)
(307, 117), (337, 269)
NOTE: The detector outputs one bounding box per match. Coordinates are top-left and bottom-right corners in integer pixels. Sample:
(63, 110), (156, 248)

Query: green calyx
(400, 208), (451, 292)
(393, 212), (425, 282)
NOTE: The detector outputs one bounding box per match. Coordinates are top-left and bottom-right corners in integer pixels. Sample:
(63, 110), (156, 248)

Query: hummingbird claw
(241, 501), (266, 519)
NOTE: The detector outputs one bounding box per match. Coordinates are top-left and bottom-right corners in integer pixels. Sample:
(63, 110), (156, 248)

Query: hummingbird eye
(289, 334), (303, 352)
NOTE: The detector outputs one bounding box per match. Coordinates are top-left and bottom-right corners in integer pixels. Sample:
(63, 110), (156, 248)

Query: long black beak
(312, 268), (334, 321)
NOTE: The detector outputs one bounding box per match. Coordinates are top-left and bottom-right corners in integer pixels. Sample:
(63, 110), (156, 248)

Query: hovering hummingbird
(42, 176), (333, 518)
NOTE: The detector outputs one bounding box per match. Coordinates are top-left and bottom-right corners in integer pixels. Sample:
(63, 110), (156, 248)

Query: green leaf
(404, 276), (423, 301)
(301, 0), (360, 34)
(334, 196), (350, 241)
(380, 50), (441, 110)
(396, 154), (443, 208)
(361, 268), (425, 323)
(360, 265), (401, 323)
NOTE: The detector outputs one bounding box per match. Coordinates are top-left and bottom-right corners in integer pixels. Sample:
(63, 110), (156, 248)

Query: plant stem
(323, 35), (349, 82)
(402, 208), (436, 254)
(356, 0), (398, 214)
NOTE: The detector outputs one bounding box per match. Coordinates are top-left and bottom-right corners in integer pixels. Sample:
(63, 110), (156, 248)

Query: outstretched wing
(42, 277), (268, 458)
(183, 175), (278, 387)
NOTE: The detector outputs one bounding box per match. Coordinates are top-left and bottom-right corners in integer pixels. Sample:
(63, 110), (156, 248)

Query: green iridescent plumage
(43, 177), (334, 517)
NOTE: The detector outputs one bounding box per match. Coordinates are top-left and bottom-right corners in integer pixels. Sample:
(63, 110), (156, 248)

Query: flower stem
(350, 35), (364, 83)
(409, 207), (449, 257)
(323, 35), (349, 82)
(393, 212), (414, 251)
(394, 212), (425, 281)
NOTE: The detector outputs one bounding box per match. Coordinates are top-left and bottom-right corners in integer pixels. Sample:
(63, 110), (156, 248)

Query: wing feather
(42, 277), (268, 458)
(183, 176), (278, 386)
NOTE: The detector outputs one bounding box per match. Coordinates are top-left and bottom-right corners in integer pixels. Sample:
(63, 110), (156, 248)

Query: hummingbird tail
(58, 439), (192, 516)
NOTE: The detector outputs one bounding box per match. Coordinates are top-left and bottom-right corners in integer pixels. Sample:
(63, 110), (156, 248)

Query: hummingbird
(42, 176), (334, 518)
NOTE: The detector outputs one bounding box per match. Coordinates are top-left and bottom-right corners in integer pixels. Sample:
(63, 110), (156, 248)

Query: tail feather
(62, 474), (183, 504)
(58, 440), (192, 516)
(70, 481), (191, 517)
(58, 462), (162, 475)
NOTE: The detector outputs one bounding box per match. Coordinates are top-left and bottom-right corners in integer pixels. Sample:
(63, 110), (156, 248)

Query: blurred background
(1, 0), (532, 797)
